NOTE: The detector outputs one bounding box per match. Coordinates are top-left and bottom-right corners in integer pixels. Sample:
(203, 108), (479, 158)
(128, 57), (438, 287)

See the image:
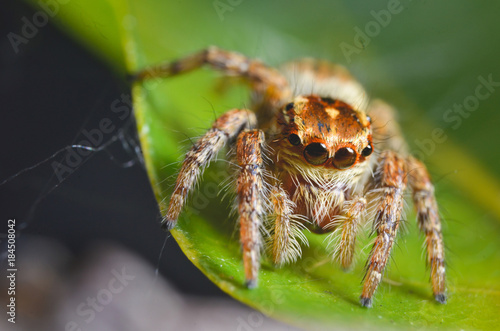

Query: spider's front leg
(236, 129), (266, 288)
(163, 109), (256, 230)
(361, 150), (407, 308)
(407, 156), (446, 303)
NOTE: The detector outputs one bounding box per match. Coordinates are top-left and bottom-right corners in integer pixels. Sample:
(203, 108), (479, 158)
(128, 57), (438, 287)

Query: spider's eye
(333, 147), (357, 169)
(288, 134), (301, 146)
(362, 144), (373, 157)
(304, 143), (328, 165)
(285, 102), (294, 111)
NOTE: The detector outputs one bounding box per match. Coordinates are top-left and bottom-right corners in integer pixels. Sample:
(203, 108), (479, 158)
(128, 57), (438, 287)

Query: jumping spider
(134, 47), (446, 308)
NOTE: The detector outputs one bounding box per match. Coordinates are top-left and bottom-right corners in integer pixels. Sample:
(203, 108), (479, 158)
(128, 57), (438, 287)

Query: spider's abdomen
(280, 59), (369, 111)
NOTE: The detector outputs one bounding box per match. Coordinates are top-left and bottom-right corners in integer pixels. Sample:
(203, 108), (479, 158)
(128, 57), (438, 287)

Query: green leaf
(28, 0), (500, 329)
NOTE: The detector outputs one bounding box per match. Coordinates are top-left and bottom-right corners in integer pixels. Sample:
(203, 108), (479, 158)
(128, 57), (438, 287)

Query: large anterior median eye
(304, 143), (328, 165)
(333, 147), (357, 169)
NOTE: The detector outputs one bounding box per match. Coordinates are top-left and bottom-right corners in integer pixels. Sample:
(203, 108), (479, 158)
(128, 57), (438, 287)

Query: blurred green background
(17, 0), (500, 329)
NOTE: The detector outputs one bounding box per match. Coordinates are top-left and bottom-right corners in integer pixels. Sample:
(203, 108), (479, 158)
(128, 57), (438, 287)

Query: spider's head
(274, 95), (373, 182)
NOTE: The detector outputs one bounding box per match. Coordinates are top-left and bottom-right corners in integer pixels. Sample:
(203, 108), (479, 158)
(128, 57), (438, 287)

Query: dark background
(0, 0), (223, 298)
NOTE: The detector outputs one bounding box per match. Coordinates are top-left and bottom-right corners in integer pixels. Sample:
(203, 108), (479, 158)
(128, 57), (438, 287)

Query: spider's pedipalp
(331, 196), (367, 269)
(163, 109), (256, 230)
(361, 150), (407, 307)
(237, 129), (266, 288)
(268, 186), (309, 266)
(407, 156), (447, 303)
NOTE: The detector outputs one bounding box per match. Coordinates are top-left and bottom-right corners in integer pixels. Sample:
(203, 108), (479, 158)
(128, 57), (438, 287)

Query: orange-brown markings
(361, 151), (407, 307)
(275, 95), (372, 170)
(407, 156), (446, 302)
(237, 129), (265, 288)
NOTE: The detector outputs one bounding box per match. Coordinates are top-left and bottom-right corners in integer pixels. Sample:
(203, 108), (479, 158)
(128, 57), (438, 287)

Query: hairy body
(135, 47), (446, 308)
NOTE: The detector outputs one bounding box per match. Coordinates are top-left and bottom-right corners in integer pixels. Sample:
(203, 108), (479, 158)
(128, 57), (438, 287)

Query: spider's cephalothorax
(269, 95), (374, 232)
(135, 47), (447, 308)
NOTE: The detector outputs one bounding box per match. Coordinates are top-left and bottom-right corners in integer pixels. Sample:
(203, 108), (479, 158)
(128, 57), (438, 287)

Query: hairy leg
(407, 156), (446, 303)
(237, 129), (266, 288)
(361, 150), (407, 308)
(163, 109), (256, 230)
(134, 46), (291, 106)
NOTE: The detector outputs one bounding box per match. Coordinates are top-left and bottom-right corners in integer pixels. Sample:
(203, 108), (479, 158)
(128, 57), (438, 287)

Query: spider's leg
(407, 156), (446, 304)
(333, 196), (367, 269)
(163, 109), (256, 230)
(236, 129), (265, 288)
(368, 99), (408, 154)
(269, 186), (307, 266)
(361, 151), (407, 308)
(134, 46), (291, 104)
